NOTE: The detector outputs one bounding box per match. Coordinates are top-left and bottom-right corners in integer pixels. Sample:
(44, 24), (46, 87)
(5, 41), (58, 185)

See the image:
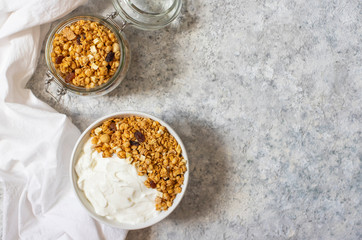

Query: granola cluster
(90, 116), (187, 211)
(51, 20), (121, 88)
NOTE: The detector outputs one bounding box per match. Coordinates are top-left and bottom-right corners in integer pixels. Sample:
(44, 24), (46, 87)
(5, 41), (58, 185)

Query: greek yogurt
(75, 138), (160, 224)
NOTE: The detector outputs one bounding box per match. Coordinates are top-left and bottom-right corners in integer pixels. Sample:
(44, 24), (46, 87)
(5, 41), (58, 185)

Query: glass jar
(45, 0), (182, 100)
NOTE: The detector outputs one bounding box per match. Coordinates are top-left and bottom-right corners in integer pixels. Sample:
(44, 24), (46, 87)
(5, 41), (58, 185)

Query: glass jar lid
(111, 0), (182, 30)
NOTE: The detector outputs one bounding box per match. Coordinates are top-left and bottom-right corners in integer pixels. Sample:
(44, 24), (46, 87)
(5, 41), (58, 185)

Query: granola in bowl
(91, 116), (187, 211)
(70, 112), (189, 229)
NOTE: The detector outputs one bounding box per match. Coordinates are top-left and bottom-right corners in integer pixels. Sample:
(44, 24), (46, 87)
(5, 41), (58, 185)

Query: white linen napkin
(0, 0), (128, 239)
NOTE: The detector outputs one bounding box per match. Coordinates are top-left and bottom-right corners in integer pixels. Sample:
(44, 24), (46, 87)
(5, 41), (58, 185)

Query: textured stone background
(27, 0), (361, 239)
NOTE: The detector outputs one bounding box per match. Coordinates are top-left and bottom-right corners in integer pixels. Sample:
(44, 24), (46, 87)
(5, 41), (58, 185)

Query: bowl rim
(70, 111), (189, 230)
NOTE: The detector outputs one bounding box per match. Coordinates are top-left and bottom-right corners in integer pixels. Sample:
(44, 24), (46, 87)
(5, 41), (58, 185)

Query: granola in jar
(51, 20), (121, 88)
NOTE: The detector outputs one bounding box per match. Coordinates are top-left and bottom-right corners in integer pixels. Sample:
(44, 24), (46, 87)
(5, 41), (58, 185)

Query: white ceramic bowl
(70, 111), (189, 230)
